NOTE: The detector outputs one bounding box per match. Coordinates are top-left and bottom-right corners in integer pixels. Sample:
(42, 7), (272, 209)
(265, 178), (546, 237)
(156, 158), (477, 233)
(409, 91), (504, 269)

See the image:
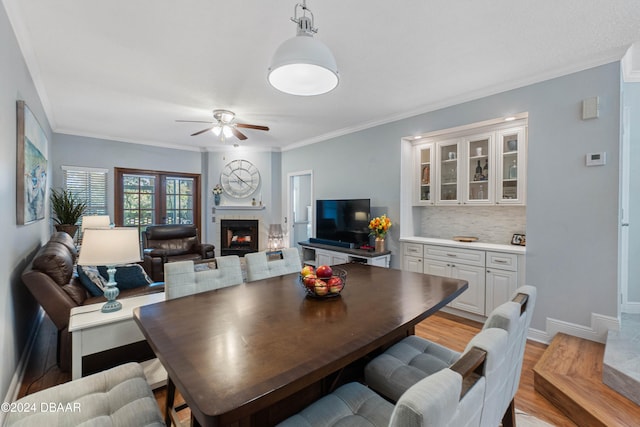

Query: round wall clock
(220, 159), (261, 199)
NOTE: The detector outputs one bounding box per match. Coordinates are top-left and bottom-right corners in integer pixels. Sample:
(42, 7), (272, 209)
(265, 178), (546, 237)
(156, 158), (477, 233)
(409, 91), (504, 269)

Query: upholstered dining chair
(163, 256), (243, 300)
(4, 362), (164, 427)
(244, 248), (301, 282)
(163, 256), (243, 426)
(364, 285), (536, 426)
(276, 327), (508, 427)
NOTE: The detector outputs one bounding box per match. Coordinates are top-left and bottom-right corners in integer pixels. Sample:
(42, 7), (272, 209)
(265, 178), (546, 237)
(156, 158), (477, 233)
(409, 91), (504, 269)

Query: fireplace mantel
(214, 205), (265, 211)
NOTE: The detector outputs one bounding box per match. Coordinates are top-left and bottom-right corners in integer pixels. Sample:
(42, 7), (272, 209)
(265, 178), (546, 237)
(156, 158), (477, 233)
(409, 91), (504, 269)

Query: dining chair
(364, 285), (536, 426)
(163, 256), (243, 300)
(244, 247), (301, 282)
(163, 256), (243, 426)
(275, 327), (508, 427)
(4, 362), (164, 427)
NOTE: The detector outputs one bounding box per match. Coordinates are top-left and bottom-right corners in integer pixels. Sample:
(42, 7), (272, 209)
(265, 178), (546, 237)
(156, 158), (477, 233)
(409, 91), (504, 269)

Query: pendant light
(268, 0), (339, 96)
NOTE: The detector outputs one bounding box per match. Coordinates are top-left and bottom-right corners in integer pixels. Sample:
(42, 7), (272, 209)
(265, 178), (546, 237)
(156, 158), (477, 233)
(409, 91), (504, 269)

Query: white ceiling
(4, 1), (640, 151)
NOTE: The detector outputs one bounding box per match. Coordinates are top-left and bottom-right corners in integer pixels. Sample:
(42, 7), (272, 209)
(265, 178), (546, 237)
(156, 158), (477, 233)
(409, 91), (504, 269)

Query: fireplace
(220, 219), (259, 257)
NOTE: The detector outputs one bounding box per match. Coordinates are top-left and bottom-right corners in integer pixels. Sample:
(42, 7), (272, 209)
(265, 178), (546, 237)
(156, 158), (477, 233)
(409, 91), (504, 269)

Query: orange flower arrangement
(369, 214), (392, 239)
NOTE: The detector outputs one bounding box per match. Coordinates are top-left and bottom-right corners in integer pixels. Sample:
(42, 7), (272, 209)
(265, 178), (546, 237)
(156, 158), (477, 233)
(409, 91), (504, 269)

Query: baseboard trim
(532, 313), (620, 345)
(441, 306), (619, 346)
(0, 309), (44, 425)
(621, 302), (640, 314)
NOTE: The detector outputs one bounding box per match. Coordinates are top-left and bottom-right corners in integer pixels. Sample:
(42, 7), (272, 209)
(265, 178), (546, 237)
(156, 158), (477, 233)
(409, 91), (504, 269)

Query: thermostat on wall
(586, 152), (606, 166)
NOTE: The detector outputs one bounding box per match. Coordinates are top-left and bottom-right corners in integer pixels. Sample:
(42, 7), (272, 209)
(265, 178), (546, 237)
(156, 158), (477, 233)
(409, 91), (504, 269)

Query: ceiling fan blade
(231, 127), (248, 140)
(236, 123), (270, 131)
(191, 127), (215, 136)
(176, 120), (214, 124)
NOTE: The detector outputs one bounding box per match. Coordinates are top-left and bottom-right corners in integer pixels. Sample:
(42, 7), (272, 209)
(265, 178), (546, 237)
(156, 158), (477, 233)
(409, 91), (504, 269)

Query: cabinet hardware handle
(494, 259), (507, 263)
(446, 253), (457, 257)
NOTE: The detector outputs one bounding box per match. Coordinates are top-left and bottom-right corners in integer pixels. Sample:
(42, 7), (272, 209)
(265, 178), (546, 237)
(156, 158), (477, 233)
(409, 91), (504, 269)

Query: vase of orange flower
(369, 214), (392, 252)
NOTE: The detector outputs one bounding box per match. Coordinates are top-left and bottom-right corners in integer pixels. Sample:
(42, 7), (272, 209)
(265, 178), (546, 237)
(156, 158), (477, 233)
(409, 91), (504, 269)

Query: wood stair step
(533, 333), (640, 427)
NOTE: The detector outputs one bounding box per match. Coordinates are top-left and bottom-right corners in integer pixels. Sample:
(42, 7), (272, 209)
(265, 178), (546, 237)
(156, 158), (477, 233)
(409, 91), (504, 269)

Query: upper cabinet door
(414, 142), (434, 205)
(463, 132), (494, 205)
(436, 139), (462, 205)
(496, 126), (526, 205)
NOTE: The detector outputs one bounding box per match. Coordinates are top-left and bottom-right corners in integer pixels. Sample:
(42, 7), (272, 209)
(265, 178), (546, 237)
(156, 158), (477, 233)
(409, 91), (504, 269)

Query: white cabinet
(485, 251), (519, 313)
(422, 245), (486, 316)
(412, 121), (527, 206)
(316, 250), (349, 266)
(300, 242), (391, 268)
(401, 240), (524, 318)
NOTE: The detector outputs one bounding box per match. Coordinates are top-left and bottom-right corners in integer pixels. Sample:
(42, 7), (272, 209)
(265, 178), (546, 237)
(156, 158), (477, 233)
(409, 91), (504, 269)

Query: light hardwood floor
(19, 312), (576, 426)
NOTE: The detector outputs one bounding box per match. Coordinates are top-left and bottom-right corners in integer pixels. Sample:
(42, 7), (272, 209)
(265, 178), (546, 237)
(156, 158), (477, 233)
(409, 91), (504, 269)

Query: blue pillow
(77, 265), (107, 297)
(97, 264), (153, 290)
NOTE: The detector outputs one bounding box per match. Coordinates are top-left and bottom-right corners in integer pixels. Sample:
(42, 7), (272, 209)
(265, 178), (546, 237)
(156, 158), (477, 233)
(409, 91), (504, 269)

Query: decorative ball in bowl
(299, 265), (347, 298)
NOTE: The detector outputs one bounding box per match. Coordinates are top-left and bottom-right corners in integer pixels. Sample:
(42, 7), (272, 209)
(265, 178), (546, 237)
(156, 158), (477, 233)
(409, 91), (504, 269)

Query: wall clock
(220, 159), (261, 199)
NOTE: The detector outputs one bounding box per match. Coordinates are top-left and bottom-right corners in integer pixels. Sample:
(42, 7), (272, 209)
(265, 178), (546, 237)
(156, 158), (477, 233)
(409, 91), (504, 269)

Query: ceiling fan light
(268, 34), (339, 96)
(222, 125), (233, 138)
(212, 126), (222, 136)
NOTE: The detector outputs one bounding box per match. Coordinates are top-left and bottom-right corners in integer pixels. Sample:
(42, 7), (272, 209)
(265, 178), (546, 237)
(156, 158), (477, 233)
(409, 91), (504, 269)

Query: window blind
(61, 166), (108, 216)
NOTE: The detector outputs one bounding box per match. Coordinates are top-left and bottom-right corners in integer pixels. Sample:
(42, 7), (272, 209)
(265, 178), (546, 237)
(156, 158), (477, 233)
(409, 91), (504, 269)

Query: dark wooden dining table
(133, 263), (468, 427)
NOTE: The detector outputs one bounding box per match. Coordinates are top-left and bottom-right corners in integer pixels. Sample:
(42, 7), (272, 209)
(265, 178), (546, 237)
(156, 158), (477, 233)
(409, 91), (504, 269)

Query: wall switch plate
(582, 96), (599, 120)
(586, 152), (606, 166)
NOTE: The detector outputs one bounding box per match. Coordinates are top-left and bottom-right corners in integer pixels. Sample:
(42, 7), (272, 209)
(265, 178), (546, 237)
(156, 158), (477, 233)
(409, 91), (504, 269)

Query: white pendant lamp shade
(268, 34), (339, 96)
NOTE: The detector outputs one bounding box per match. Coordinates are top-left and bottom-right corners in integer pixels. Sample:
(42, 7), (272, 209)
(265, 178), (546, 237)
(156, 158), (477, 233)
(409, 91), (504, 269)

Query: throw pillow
(77, 265), (107, 297)
(97, 264), (153, 290)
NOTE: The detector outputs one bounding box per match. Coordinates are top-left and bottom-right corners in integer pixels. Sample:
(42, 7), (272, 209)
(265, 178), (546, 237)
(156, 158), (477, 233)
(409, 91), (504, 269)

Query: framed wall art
(16, 100), (48, 225)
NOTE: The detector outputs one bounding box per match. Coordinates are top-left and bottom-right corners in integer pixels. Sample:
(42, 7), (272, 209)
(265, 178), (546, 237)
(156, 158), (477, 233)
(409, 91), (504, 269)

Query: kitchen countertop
(400, 236), (526, 254)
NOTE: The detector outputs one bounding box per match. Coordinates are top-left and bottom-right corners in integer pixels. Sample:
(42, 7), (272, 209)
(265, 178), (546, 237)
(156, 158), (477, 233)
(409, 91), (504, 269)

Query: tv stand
(299, 241), (391, 268)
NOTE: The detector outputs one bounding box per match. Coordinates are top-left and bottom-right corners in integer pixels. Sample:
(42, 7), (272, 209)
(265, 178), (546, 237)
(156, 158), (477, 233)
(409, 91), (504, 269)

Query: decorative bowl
(299, 268), (347, 298)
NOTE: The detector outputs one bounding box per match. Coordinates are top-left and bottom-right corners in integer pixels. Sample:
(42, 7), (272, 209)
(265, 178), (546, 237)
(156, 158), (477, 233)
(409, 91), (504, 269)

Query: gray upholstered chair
(163, 256), (243, 425)
(244, 248), (301, 282)
(364, 285), (536, 426)
(4, 362), (164, 427)
(164, 256), (243, 300)
(276, 327), (509, 427)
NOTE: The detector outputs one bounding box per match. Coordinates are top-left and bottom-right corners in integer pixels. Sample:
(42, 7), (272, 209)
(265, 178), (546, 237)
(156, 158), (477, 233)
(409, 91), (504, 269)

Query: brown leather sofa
(21, 232), (164, 372)
(142, 224), (214, 282)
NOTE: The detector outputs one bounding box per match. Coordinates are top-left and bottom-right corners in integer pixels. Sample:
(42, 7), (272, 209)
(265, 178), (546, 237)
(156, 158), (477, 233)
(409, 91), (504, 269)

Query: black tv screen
(315, 199), (371, 247)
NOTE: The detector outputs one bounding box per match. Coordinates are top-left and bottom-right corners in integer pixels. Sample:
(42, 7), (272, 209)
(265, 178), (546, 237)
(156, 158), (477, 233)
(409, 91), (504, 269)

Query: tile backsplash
(417, 206), (526, 245)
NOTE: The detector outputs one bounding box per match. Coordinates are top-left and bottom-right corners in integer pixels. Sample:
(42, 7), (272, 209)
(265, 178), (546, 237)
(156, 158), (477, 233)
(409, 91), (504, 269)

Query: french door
(114, 168), (201, 236)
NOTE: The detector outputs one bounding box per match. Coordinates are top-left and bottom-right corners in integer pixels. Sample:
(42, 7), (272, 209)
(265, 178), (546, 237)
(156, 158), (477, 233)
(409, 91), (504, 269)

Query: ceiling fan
(177, 109), (269, 141)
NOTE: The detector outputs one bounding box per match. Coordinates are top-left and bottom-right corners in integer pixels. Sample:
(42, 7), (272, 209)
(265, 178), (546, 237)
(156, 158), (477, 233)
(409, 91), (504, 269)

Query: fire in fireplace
(220, 219), (259, 257)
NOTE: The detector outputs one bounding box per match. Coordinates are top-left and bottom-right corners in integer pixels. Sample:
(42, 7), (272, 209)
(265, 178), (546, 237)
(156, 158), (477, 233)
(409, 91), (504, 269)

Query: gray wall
(0, 5), (53, 403)
(282, 62), (622, 332)
(51, 133), (204, 230)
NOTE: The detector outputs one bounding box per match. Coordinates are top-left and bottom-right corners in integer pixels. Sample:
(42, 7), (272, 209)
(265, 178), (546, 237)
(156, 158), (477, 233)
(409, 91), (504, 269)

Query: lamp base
(101, 265), (121, 313)
(101, 299), (122, 313)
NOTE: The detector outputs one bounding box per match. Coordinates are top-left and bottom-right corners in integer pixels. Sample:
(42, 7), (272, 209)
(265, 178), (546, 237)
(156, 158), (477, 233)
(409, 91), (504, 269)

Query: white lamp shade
(81, 215), (111, 231)
(268, 35), (339, 96)
(78, 228), (142, 266)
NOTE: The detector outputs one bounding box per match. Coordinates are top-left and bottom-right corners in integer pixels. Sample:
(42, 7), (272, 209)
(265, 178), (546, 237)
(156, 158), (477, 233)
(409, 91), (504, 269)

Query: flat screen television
(315, 198), (371, 248)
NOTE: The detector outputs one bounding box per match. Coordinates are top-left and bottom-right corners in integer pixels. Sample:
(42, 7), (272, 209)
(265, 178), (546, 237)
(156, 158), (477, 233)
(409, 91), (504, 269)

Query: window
(62, 166), (108, 218)
(114, 168), (201, 236)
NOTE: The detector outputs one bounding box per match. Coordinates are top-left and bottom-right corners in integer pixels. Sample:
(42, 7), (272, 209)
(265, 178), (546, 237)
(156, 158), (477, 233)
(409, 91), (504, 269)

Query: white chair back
(164, 256), (243, 300)
(245, 248), (301, 282)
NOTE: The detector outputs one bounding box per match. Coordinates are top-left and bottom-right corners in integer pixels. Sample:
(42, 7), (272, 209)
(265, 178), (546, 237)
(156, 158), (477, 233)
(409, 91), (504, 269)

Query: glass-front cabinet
(412, 118), (527, 207)
(437, 140), (461, 205)
(496, 127), (526, 204)
(415, 143), (434, 205)
(464, 133), (492, 205)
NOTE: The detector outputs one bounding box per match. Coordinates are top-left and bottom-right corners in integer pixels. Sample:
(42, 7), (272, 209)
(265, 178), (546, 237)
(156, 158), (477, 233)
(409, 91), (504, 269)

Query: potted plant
(50, 188), (87, 238)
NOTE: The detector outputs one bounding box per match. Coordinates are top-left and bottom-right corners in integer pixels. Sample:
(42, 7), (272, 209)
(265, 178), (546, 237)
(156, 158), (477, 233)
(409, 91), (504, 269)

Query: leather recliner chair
(142, 224), (215, 282)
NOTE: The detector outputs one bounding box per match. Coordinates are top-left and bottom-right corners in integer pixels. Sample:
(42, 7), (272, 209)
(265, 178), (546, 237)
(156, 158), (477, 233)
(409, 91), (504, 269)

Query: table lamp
(81, 215), (111, 231)
(268, 224), (284, 251)
(77, 228), (142, 313)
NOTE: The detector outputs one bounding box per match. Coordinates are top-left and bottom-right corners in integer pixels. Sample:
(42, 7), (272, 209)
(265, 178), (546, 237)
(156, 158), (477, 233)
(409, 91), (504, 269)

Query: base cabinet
(403, 240), (524, 317)
(423, 257), (486, 316)
(300, 242), (391, 268)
